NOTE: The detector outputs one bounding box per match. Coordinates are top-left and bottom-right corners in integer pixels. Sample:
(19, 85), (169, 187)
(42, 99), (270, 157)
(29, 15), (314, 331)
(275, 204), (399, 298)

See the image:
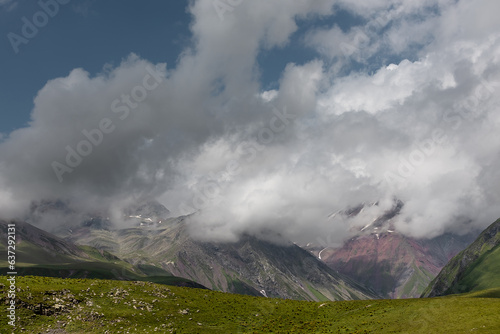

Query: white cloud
(1, 0), (500, 242)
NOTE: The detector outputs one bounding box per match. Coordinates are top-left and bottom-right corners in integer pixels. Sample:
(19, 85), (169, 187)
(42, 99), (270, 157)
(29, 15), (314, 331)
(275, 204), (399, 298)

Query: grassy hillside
(422, 218), (500, 297)
(448, 243), (500, 293)
(1, 276), (500, 333)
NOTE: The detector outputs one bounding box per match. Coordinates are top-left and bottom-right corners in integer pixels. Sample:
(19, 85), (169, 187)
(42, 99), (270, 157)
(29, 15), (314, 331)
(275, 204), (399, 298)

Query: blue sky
(0, 0), (367, 134)
(0, 0), (499, 242)
(0, 0), (192, 133)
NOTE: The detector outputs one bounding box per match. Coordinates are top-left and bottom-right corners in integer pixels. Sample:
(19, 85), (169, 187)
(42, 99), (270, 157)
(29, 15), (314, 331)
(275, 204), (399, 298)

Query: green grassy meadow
(1, 276), (500, 333)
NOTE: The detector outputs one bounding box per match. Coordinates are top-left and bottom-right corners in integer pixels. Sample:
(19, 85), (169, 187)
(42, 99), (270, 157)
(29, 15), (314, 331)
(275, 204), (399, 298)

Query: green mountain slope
(2, 276), (500, 333)
(422, 218), (500, 297)
(0, 220), (204, 289)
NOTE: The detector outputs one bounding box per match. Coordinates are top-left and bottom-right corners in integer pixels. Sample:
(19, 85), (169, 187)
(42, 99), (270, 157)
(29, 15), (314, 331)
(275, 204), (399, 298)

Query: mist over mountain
(61, 215), (378, 301)
(304, 199), (476, 298)
(1, 0), (500, 245)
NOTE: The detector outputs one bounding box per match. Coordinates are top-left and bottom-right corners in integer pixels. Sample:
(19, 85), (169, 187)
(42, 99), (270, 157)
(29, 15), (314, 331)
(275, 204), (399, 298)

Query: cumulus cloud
(1, 0), (499, 244)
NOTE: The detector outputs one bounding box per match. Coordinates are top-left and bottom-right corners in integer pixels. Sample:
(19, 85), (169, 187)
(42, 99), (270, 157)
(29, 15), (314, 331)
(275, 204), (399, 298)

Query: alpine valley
(2, 201), (500, 333)
(0, 199), (478, 300)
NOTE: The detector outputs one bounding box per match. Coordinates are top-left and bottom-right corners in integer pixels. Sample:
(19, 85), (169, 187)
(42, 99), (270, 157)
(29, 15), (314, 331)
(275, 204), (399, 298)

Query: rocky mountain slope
(0, 220), (205, 288)
(13, 200), (377, 300)
(320, 232), (472, 298)
(65, 215), (379, 301)
(307, 200), (475, 298)
(422, 218), (500, 297)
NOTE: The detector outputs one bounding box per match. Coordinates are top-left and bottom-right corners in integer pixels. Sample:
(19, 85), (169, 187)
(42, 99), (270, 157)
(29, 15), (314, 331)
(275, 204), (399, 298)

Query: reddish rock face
(320, 232), (474, 299)
(310, 199), (476, 299)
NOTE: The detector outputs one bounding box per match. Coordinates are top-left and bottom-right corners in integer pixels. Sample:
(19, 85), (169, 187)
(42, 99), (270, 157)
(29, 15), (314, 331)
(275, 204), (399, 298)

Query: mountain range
(62, 214), (378, 301)
(0, 219), (206, 289)
(3, 214), (500, 333)
(304, 200), (475, 298)
(1, 200), (378, 301)
(3, 199), (497, 303)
